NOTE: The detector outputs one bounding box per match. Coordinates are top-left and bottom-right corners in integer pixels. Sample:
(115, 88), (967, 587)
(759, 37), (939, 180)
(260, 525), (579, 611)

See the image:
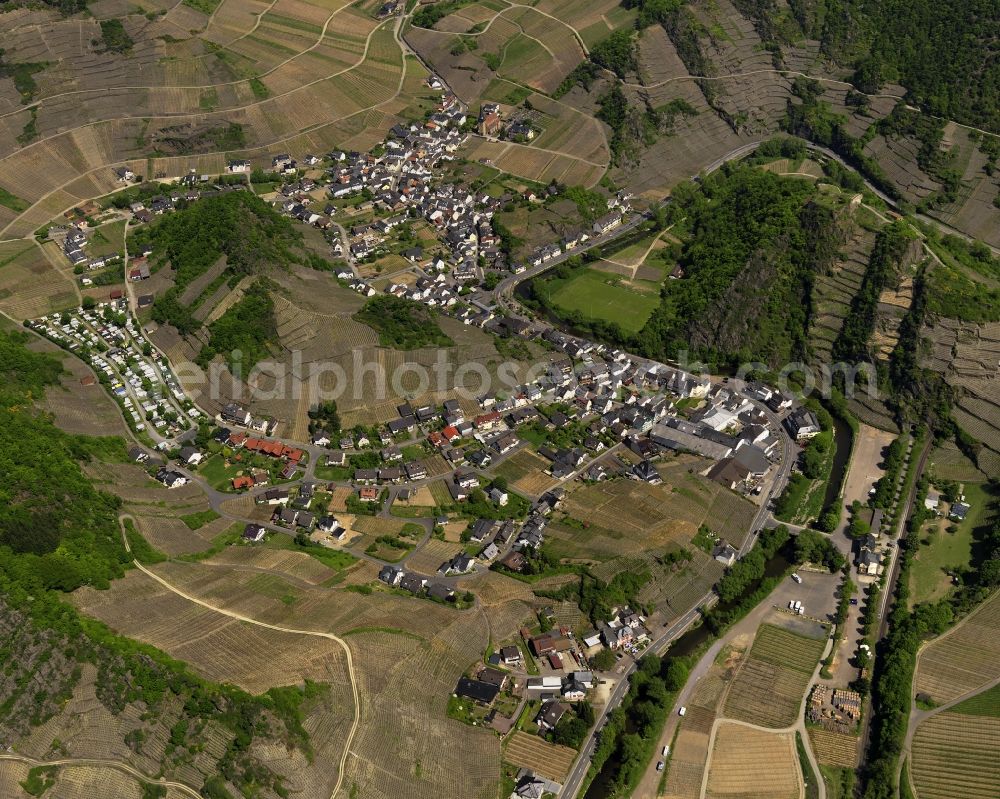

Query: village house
(242, 524), (266, 543)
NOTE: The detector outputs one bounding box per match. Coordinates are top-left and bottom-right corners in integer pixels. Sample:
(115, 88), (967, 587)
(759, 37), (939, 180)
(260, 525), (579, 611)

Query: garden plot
(705, 722), (801, 799)
(722, 622), (826, 729)
(914, 590), (1000, 704)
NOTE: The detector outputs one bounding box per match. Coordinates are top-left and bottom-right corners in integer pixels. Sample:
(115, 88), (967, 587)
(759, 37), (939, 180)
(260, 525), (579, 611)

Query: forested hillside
(132, 191), (300, 336)
(637, 164), (846, 368)
(789, 0), (1000, 132)
(0, 327), (324, 797)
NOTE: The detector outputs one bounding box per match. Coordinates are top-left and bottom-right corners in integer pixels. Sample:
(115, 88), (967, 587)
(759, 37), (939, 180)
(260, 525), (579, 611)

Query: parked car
(662, 745), (670, 757)
(850, 598), (858, 605)
(791, 573), (802, 584)
(678, 706), (687, 717)
(656, 761), (665, 772)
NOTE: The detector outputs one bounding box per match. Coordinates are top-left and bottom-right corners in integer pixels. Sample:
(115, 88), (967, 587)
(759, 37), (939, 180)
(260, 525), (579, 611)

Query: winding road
(118, 515), (361, 799)
(0, 753), (202, 799)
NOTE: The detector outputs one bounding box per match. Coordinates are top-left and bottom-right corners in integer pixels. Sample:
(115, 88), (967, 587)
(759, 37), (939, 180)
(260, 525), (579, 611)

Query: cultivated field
(504, 731), (576, 782)
(914, 590), (1000, 704)
(0, 240), (78, 319)
(662, 642), (748, 799)
(722, 622), (826, 729)
(30, 335), (130, 438)
(910, 710), (1000, 799)
(492, 448), (559, 495)
(68, 544), (505, 799)
(0, 1), (432, 238)
(546, 464), (756, 564)
(705, 722), (802, 799)
(161, 272), (543, 436)
(808, 727), (859, 768)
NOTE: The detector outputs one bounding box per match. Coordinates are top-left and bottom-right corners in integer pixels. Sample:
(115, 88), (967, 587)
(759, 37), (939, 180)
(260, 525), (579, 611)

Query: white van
(662, 745), (670, 757)
(678, 706), (687, 717)
(791, 573), (802, 584)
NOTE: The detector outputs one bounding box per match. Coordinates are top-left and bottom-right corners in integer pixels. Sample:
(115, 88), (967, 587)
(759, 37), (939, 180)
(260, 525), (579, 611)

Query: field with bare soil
(705, 722), (801, 799)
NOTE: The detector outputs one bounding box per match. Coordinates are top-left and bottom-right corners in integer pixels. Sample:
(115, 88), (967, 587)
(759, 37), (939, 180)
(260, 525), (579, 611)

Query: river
(822, 412), (853, 511)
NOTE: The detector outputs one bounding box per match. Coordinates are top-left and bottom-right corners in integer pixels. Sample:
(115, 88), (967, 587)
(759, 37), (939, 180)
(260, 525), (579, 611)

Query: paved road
(631, 573), (834, 799)
(559, 597), (713, 799)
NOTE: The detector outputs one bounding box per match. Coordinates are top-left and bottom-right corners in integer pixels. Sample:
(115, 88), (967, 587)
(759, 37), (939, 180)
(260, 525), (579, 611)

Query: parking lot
(768, 567), (841, 626)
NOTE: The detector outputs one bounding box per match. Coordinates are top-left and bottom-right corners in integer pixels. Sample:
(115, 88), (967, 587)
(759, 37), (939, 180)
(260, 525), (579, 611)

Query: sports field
(545, 268), (661, 333)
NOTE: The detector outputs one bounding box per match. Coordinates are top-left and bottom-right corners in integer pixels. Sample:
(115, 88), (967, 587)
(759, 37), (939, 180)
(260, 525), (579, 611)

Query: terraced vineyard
(809, 226), (876, 365)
